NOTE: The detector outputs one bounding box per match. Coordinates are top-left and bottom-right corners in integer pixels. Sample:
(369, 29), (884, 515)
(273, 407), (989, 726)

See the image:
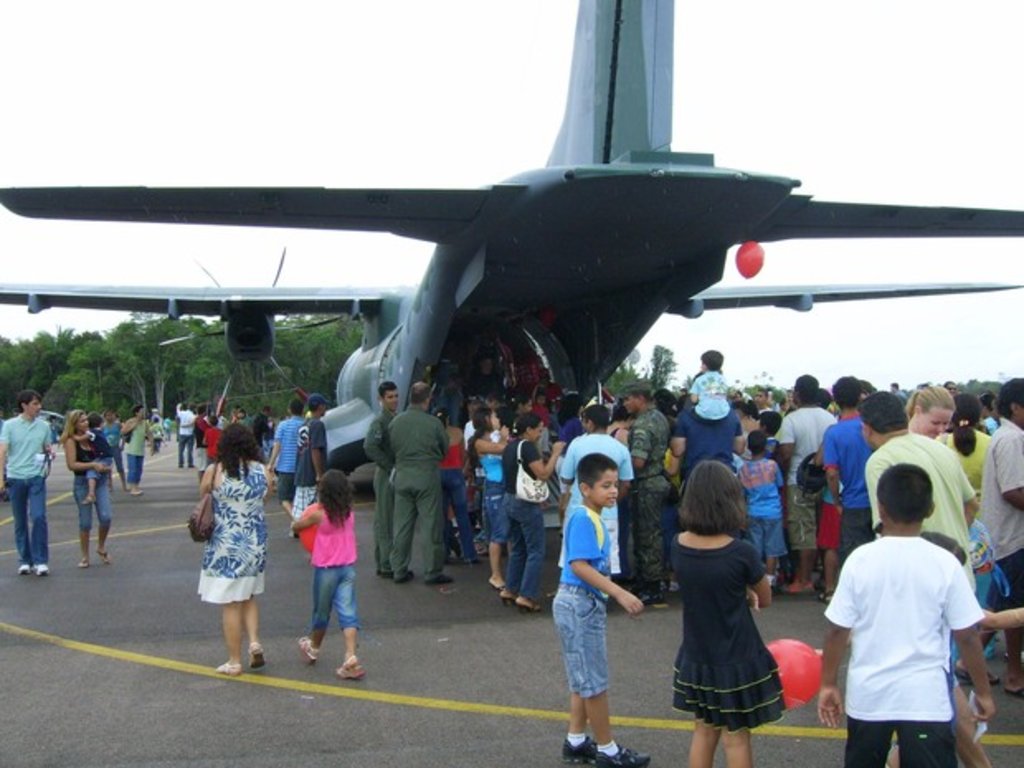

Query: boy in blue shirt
(738, 430), (785, 590)
(690, 349), (729, 421)
(554, 453), (649, 767)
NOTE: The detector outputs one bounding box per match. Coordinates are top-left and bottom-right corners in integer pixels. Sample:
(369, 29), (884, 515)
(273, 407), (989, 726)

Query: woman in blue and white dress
(198, 423), (269, 676)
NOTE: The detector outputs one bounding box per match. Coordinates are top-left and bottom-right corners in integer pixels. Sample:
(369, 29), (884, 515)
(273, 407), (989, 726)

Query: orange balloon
(298, 507), (319, 554)
(736, 241), (765, 279)
(766, 638), (822, 709)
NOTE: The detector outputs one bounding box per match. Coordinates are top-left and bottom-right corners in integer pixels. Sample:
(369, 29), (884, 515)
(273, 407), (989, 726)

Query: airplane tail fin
(547, 0), (673, 167)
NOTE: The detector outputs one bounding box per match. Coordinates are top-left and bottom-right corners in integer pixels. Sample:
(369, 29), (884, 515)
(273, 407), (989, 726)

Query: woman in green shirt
(122, 405), (149, 496)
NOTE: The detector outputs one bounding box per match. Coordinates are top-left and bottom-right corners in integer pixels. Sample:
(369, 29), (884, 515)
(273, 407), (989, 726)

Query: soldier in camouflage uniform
(363, 381), (399, 578)
(623, 382), (671, 605)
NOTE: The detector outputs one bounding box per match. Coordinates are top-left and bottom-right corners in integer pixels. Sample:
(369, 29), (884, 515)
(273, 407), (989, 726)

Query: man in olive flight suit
(388, 381), (452, 585)
(363, 380), (400, 578)
(623, 381), (671, 606)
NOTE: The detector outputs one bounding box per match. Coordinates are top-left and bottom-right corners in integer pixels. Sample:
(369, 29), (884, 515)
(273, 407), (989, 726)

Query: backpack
(796, 453), (827, 494)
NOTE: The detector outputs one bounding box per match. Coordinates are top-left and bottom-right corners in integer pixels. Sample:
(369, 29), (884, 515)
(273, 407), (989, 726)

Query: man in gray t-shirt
(293, 394), (329, 516)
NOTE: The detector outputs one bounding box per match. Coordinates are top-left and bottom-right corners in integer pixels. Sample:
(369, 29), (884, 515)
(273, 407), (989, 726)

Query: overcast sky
(1, 1), (1022, 392)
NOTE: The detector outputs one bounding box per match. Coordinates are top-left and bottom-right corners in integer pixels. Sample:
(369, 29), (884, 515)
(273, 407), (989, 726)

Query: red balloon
(298, 508), (319, 554)
(736, 241), (765, 279)
(766, 639), (822, 709)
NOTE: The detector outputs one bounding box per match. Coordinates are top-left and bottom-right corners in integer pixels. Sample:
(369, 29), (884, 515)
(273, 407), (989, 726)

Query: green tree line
(0, 314), (363, 419)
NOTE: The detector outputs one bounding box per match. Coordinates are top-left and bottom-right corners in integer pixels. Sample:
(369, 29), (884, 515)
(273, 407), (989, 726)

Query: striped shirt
(273, 416), (304, 473)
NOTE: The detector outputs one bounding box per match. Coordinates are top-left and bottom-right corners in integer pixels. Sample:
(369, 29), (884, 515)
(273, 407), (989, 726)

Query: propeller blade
(194, 258), (222, 288)
(271, 247), (287, 288)
(159, 334), (197, 347)
(159, 328), (222, 346)
(276, 316), (341, 332)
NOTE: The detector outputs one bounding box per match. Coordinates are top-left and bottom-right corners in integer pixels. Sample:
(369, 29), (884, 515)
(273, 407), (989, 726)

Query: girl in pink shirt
(291, 469), (364, 680)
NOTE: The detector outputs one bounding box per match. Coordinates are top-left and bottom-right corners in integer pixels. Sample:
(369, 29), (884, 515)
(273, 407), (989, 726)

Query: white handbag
(515, 440), (549, 503)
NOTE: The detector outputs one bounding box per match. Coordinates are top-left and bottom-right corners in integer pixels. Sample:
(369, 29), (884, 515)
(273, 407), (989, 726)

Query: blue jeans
(505, 495), (546, 600)
(73, 476), (113, 531)
(660, 502), (680, 570)
(178, 433), (194, 467)
(9, 476), (48, 567)
(310, 564), (359, 630)
(126, 453), (144, 485)
(617, 492), (632, 579)
(441, 468), (476, 562)
(110, 448), (125, 482)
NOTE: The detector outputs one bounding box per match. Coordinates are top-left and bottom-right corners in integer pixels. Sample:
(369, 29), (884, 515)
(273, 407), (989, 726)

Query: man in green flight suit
(363, 380), (399, 578)
(388, 381), (452, 585)
(623, 381), (671, 606)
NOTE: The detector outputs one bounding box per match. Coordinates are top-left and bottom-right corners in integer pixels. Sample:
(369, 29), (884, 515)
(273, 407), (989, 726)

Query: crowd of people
(4, 350), (1024, 766)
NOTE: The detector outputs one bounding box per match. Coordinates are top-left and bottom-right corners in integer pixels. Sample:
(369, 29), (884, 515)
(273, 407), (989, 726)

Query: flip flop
(248, 642), (265, 669)
(78, 559), (90, 569)
(97, 549), (111, 565)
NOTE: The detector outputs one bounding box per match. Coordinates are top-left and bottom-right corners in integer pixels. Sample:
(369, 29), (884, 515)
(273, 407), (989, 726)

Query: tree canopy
(0, 314), (362, 419)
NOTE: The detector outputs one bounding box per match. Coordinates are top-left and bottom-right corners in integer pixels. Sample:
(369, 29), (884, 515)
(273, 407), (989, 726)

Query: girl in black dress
(671, 461), (783, 768)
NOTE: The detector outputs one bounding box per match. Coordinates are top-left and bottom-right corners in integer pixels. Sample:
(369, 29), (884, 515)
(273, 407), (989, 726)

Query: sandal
(248, 642), (265, 669)
(515, 596), (542, 614)
(78, 558), (90, 569)
(336, 655), (366, 680)
(215, 662), (242, 677)
(97, 549), (111, 565)
(488, 576), (506, 591)
(298, 636), (319, 665)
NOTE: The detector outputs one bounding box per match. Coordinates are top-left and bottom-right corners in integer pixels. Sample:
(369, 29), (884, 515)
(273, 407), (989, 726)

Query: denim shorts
(745, 516), (787, 559)
(486, 487), (510, 544)
(553, 584), (608, 698)
(311, 564), (359, 631)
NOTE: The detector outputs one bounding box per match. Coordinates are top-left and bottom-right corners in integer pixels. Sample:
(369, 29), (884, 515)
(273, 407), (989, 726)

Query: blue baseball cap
(307, 393), (328, 409)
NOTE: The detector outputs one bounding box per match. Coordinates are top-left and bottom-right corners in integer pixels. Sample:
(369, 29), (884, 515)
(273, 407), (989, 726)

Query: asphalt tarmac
(1, 449), (1022, 767)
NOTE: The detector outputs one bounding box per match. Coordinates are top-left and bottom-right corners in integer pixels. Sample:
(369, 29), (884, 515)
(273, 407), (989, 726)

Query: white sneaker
(34, 564), (49, 576)
(18, 564), (31, 575)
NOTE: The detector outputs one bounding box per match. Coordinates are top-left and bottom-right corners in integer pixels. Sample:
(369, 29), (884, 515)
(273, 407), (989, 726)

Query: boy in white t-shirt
(817, 463), (994, 767)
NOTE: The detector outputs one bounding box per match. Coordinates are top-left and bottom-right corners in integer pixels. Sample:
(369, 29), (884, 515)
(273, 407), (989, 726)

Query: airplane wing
(0, 284), (384, 318)
(0, 187), (495, 244)
(751, 197), (1024, 240)
(667, 282), (1020, 317)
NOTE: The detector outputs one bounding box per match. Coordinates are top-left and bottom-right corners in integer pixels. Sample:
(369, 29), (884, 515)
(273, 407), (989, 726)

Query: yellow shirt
(938, 430), (990, 502)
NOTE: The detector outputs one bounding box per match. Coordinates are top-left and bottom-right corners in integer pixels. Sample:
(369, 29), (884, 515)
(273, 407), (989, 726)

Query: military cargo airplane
(2, 1), (1023, 470)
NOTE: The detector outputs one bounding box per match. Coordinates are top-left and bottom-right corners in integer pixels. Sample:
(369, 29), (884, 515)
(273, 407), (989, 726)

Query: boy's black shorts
(989, 548), (1024, 611)
(845, 717), (955, 768)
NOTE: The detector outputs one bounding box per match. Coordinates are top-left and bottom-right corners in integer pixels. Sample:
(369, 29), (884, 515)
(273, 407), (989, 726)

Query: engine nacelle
(225, 309), (275, 362)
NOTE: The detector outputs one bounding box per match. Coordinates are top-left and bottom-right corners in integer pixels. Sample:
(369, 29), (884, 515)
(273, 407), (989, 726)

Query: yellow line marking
(0, 621), (1020, 745)
(0, 523), (187, 557)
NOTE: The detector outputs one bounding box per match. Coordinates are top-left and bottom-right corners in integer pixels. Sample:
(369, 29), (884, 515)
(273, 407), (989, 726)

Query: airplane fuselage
(323, 157), (800, 470)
